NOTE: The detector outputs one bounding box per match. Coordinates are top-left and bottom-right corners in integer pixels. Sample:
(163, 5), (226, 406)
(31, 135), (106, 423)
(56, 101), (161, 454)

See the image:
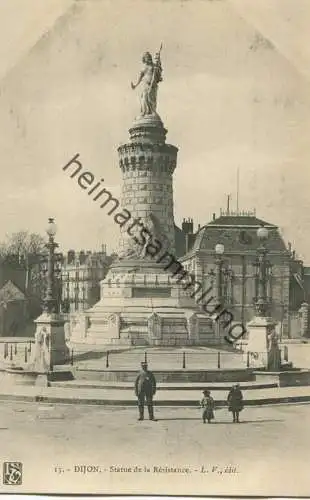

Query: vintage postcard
(0, 0), (309, 497)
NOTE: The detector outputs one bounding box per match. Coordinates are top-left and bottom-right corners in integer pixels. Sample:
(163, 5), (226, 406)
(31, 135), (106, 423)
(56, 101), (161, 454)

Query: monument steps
(73, 367), (254, 383)
(49, 380), (278, 391)
(1, 384), (310, 407)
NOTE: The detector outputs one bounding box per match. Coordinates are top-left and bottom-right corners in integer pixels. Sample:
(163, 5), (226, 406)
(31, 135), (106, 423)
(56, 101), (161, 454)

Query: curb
(0, 393), (309, 406)
(49, 382), (278, 391)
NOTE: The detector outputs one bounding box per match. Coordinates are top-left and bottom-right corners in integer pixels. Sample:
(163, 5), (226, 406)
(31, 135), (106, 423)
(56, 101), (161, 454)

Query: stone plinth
(71, 260), (214, 345)
(33, 312), (69, 367)
(246, 316), (278, 367)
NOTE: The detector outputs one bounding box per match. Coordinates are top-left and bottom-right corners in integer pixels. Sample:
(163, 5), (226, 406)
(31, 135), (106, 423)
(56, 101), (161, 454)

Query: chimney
(79, 251), (86, 265)
(182, 218), (194, 235)
(67, 250), (75, 265)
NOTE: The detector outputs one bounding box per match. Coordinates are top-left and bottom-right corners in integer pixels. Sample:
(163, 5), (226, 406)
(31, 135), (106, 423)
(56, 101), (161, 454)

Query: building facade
(181, 210), (303, 339)
(61, 248), (113, 313)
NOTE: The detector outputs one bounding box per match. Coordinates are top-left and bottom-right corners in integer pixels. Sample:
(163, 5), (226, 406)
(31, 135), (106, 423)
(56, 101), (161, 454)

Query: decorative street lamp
(43, 218), (58, 314)
(247, 225), (280, 369)
(29, 218), (69, 378)
(255, 226), (269, 317)
(215, 243), (225, 306)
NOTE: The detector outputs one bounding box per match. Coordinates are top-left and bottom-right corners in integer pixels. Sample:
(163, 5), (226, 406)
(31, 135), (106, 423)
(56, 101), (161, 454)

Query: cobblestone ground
(0, 401), (309, 496)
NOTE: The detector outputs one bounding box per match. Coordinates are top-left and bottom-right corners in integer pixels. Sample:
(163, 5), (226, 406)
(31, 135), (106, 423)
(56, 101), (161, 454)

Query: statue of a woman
(131, 46), (163, 117)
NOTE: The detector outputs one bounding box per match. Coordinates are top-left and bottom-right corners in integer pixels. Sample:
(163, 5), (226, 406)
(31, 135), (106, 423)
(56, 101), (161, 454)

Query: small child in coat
(200, 390), (215, 424)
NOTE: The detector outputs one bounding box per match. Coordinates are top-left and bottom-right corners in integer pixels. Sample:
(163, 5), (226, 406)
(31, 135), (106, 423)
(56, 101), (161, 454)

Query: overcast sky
(0, 0), (310, 262)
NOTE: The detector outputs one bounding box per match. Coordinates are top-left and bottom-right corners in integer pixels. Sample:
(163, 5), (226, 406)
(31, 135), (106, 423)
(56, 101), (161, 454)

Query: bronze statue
(131, 45), (163, 117)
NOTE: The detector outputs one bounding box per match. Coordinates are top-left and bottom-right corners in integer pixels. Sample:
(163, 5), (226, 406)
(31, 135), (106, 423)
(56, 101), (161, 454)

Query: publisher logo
(3, 462), (23, 485)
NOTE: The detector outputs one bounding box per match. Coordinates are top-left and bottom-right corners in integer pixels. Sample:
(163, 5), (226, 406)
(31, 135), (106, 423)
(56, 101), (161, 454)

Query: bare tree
(0, 231), (45, 260)
(0, 231), (47, 297)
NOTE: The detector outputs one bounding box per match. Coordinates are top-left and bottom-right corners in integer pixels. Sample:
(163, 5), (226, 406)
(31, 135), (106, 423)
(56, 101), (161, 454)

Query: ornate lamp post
(214, 243), (225, 340)
(255, 226), (269, 317)
(246, 225), (279, 369)
(43, 218), (58, 314)
(31, 218), (69, 378)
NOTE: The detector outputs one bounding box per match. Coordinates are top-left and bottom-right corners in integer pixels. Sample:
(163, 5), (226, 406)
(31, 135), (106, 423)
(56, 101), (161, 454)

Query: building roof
(0, 280), (26, 303)
(207, 214), (276, 228)
(183, 213), (288, 258)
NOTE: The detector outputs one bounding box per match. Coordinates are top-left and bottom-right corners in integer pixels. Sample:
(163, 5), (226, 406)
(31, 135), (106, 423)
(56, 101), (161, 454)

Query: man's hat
(203, 390), (210, 395)
(141, 361), (148, 367)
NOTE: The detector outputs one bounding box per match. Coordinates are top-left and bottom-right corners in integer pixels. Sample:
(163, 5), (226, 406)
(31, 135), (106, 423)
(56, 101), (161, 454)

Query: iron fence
(98, 349), (250, 370)
(0, 339), (34, 363)
(81, 347), (290, 370)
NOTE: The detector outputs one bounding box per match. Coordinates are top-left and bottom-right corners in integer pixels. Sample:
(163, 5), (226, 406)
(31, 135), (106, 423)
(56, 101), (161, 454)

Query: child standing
(200, 390), (215, 424)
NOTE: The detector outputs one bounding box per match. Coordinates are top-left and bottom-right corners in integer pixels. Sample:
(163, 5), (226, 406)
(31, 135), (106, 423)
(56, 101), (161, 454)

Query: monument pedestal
(33, 312), (69, 367)
(70, 260), (214, 345)
(69, 104), (219, 345)
(246, 315), (278, 368)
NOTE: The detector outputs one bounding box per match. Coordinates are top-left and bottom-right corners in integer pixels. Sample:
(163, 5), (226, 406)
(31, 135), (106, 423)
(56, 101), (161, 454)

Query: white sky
(0, 0), (310, 261)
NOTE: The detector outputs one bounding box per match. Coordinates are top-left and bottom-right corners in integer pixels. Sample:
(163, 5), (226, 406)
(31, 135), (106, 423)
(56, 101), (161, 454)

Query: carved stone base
(75, 262), (215, 345)
(246, 315), (278, 367)
(31, 312), (69, 368)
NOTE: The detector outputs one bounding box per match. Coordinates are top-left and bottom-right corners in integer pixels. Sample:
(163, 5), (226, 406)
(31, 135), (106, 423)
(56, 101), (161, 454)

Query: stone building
(180, 209), (304, 339)
(0, 280), (27, 336)
(0, 257), (33, 336)
(61, 247), (113, 313)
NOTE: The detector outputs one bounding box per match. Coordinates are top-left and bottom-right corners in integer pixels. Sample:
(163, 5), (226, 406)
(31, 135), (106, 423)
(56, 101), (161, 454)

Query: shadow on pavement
(156, 418), (284, 423)
(157, 417), (205, 421)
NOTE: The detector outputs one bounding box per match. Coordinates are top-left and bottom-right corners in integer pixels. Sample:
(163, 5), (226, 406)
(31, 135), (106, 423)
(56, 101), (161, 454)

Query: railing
(0, 339), (34, 364)
(0, 342), (289, 371)
(99, 349), (250, 370)
(80, 347), (290, 370)
(0, 340), (74, 368)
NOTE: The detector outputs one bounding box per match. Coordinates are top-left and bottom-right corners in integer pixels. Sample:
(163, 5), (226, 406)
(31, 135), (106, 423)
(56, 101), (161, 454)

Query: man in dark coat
(227, 384), (244, 423)
(135, 362), (156, 421)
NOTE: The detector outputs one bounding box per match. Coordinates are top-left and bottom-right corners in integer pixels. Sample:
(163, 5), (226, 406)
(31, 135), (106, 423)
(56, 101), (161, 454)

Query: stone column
(118, 115), (178, 256)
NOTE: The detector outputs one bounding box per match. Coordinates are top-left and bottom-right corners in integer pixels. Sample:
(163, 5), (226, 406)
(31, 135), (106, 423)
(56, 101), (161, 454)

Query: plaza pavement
(0, 401), (309, 496)
(0, 379), (310, 406)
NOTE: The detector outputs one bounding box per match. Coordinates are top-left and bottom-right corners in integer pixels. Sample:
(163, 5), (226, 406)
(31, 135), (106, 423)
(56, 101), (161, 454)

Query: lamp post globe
(46, 218), (57, 238)
(257, 226), (268, 241)
(215, 243), (225, 255)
